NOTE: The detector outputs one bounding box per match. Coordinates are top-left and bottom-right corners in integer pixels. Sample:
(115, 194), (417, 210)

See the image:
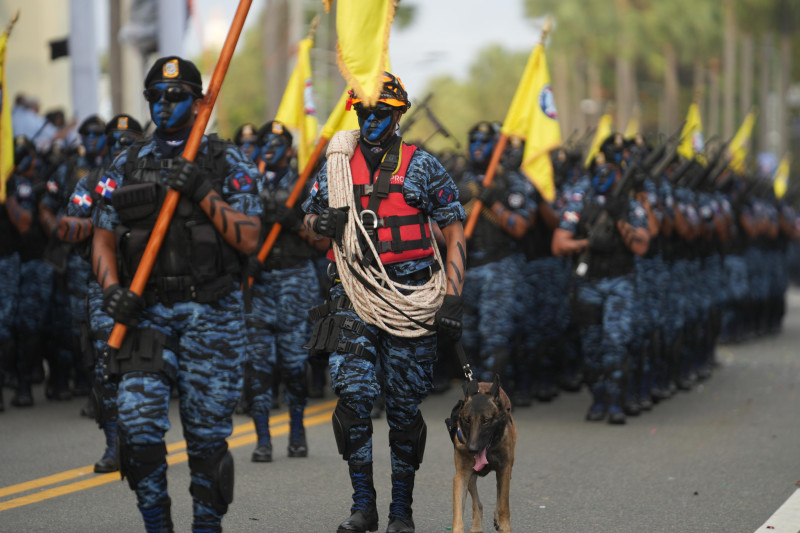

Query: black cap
(259, 120), (293, 146)
(234, 123), (259, 145)
(78, 115), (106, 135)
(105, 114), (144, 135)
(144, 56), (203, 97)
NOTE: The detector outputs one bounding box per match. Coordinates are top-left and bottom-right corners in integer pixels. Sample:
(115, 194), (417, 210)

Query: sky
(94, 0), (546, 99)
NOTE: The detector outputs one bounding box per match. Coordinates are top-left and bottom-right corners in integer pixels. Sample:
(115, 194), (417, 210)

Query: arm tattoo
(207, 191), (221, 217)
(448, 278), (461, 297)
(457, 242), (466, 272)
(233, 220), (256, 244)
(449, 260), (463, 284)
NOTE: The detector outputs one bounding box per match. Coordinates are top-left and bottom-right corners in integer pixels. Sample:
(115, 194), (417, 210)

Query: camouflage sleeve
(628, 199), (649, 229)
(301, 161), (330, 216)
(507, 170), (537, 217)
(403, 149), (465, 228)
(221, 144), (262, 217)
(41, 163), (67, 212)
(92, 153), (127, 231)
(558, 196), (583, 233)
(10, 176), (35, 211)
(66, 176), (93, 218)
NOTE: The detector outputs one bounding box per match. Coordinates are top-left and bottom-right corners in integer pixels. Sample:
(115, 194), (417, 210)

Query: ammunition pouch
(188, 444), (234, 515)
(119, 439), (167, 490)
(304, 295), (379, 361)
(388, 411), (427, 470)
(332, 402), (373, 460)
(108, 327), (178, 379)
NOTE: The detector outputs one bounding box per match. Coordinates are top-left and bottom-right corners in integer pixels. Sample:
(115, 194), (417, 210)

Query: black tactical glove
(312, 206), (350, 243)
(102, 284), (145, 327)
(246, 254), (264, 277)
(266, 203), (300, 230)
(604, 196), (627, 220)
(435, 294), (464, 341)
(165, 157), (215, 203)
(478, 185), (504, 206)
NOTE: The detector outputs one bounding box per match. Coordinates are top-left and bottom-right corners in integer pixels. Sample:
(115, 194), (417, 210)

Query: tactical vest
(111, 137), (241, 305)
(261, 171), (316, 270)
(520, 210), (553, 261)
(576, 199), (633, 280)
(326, 140), (434, 266)
(461, 171), (516, 267)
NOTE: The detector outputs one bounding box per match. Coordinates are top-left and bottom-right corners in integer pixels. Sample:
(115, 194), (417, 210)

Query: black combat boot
(94, 421), (119, 473)
(287, 404), (308, 458)
(138, 497), (174, 533)
(251, 414), (272, 462)
(338, 463), (378, 533)
(386, 473), (415, 532)
(585, 382), (606, 422)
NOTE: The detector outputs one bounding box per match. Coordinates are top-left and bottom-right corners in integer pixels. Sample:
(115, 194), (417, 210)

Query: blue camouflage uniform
(456, 167), (528, 383)
(560, 190), (649, 418)
(94, 134), (261, 531)
(303, 139), (464, 521)
(0, 178), (23, 405)
(246, 164), (320, 457)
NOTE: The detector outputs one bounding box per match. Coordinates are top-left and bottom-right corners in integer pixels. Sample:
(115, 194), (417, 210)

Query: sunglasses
(111, 132), (138, 146)
(81, 126), (106, 136)
(143, 86), (193, 103)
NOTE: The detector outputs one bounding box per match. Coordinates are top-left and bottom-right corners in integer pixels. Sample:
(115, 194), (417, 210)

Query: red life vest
(326, 142), (434, 265)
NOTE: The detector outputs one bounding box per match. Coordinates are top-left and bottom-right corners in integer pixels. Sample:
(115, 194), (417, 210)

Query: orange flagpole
(463, 133), (508, 239)
(108, 0), (253, 350)
(248, 135), (328, 285)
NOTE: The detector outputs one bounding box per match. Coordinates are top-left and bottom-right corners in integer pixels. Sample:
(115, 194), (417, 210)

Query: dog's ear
(489, 374), (501, 400)
(463, 379), (479, 397)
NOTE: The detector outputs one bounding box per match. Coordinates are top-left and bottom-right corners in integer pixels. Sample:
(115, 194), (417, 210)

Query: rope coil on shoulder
(326, 130), (446, 338)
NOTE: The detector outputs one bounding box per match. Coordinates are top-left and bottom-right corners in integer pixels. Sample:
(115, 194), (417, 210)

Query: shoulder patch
(507, 192), (524, 209)
(436, 186), (455, 205)
(231, 172), (253, 192)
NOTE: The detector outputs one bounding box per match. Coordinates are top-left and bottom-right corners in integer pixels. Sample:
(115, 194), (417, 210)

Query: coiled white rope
(326, 130), (446, 337)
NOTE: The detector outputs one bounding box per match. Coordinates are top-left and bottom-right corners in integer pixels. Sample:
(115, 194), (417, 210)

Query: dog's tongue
(473, 447), (488, 471)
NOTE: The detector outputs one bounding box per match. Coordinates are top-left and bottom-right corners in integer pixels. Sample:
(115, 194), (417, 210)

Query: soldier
(91, 56), (262, 532)
(302, 72), (466, 533)
(552, 134), (650, 424)
(243, 120), (323, 462)
(454, 122), (532, 385)
(9, 136), (52, 407)
(233, 122), (260, 163)
(60, 114), (144, 472)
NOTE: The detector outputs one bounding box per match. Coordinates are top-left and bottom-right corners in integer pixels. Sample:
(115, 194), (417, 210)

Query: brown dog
(446, 375), (517, 533)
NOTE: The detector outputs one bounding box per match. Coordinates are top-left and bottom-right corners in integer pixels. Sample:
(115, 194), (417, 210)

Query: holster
(303, 294), (378, 361)
(108, 327), (179, 379)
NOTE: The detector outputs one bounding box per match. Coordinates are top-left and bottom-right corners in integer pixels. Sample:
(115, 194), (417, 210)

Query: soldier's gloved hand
(312, 206), (350, 243)
(267, 203), (300, 230)
(457, 182), (475, 203)
(102, 284), (145, 327)
(478, 185), (504, 206)
(604, 196), (627, 220)
(245, 254), (264, 278)
(435, 294), (464, 341)
(166, 157), (215, 203)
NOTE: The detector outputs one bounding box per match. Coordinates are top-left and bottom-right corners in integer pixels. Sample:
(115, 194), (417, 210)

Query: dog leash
(454, 341), (475, 382)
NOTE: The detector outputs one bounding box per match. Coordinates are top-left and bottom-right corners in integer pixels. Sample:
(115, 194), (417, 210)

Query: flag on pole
(727, 111), (756, 174)
(0, 27), (12, 202)
(678, 103), (704, 161)
(500, 41), (562, 202)
(275, 37), (319, 171)
(624, 116), (639, 139)
(326, 0), (395, 108)
(321, 87), (360, 140)
(584, 113), (613, 168)
(774, 155), (790, 199)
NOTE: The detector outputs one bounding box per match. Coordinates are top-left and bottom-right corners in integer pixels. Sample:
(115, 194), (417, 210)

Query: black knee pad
(332, 402), (372, 461)
(119, 438), (167, 491)
(389, 411), (427, 470)
(188, 443), (234, 515)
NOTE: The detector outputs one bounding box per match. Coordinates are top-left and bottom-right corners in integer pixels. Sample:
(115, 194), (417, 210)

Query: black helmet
(599, 132), (626, 166)
(349, 71), (410, 113)
(105, 114), (143, 136)
(258, 120), (293, 146)
(234, 123), (259, 146)
(78, 115), (106, 136)
(144, 56), (203, 98)
(13, 135), (36, 169)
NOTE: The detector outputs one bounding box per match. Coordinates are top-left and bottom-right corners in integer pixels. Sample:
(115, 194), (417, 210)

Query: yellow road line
(0, 401), (336, 512)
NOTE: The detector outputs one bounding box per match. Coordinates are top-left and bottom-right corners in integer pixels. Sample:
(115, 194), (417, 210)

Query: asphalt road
(2, 291), (800, 532)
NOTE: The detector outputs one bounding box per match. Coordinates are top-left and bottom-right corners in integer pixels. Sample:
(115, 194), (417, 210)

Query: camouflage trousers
(116, 289), (246, 530)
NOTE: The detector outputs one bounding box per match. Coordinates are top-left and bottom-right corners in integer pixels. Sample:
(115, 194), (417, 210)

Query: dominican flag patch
(95, 176), (117, 199)
(72, 193), (92, 208)
(46, 180), (59, 194)
(310, 181), (319, 197)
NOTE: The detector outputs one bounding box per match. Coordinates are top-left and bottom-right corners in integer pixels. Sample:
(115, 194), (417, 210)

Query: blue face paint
(240, 142), (260, 162)
(469, 135), (496, 164)
(82, 133), (106, 156)
(260, 134), (288, 168)
(592, 165), (617, 193)
(149, 82), (194, 130)
(360, 112), (392, 143)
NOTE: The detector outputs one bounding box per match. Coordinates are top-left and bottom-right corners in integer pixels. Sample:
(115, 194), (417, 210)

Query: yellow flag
(727, 111), (756, 174)
(624, 116), (639, 139)
(329, 0), (395, 108)
(275, 38), (319, 171)
(0, 30), (12, 202)
(584, 114), (613, 168)
(774, 155), (790, 199)
(320, 88), (360, 140)
(500, 43), (561, 202)
(678, 103), (704, 161)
